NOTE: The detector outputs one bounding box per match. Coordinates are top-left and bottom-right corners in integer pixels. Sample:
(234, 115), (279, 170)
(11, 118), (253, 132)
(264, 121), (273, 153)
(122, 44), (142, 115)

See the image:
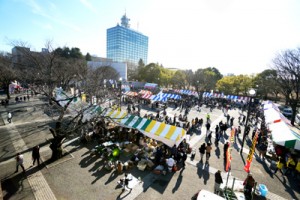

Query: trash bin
(259, 184), (268, 197)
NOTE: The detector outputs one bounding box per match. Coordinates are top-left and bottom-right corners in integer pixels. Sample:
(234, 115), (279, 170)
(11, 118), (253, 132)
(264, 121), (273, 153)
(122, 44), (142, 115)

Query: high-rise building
(106, 14), (148, 66)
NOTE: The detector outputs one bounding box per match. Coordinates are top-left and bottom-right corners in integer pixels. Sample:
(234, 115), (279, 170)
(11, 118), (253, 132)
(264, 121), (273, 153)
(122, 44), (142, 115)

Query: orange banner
(226, 128), (236, 172)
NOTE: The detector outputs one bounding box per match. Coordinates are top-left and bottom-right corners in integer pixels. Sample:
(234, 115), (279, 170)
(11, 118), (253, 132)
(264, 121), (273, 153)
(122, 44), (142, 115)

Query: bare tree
(11, 41), (95, 160)
(272, 48), (300, 125)
(0, 52), (16, 99)
(84, 66), (119, 104)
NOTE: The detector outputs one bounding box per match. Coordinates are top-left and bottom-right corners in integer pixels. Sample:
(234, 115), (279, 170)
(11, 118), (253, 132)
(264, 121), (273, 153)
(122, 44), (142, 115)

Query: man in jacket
(214, 170), (223, 194)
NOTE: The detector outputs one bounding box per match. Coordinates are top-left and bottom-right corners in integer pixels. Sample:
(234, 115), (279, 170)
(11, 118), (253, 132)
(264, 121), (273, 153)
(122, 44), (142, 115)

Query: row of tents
(202, 92), (251, 101)
(263, 101), (300, 150)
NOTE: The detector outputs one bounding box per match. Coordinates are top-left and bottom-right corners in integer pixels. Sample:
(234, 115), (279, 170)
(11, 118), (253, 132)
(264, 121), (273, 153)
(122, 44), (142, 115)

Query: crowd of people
(6, 87), (300, 199)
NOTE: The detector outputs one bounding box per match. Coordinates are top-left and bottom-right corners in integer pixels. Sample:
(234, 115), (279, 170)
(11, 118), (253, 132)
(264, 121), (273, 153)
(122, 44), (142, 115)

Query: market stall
(124, 91), (138, 97)
(102, 108), (186, 147)
(269, 121), (300, 150)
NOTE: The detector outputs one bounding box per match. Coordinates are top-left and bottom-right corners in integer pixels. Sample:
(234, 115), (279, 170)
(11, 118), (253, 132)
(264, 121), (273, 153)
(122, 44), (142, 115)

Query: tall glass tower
(106, 14), (148, 65)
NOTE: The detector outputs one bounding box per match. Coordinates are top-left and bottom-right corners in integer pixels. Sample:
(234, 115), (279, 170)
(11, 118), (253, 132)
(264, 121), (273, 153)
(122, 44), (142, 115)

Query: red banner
(226, 128), (236, 172)
(244, 131), (259, 173)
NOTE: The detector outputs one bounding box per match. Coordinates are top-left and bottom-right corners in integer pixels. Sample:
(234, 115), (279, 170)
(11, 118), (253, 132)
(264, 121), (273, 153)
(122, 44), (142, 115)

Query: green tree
(139, 63), (161, 83)
(85, 53), (92, 61)
(194, 67), (222, 93)
(54, 47), (83, 59)
(216, 76), (235, 95)
(171, 70), (186, 89)
(253, 69), (278, 99)
(183, 70), (194, 89)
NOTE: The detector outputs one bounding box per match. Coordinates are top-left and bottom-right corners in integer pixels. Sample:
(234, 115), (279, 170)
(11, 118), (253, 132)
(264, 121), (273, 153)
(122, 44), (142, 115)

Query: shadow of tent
(144, 172), (175, 194)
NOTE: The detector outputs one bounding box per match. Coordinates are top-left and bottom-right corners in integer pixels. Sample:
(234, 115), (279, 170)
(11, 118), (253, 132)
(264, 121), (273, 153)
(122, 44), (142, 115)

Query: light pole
(240, 88), (256, 153)
(119, 77), (122, 111)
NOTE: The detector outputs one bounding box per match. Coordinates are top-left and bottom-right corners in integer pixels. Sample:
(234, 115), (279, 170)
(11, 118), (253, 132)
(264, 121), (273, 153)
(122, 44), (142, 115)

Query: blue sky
(1, 0), (300, 75)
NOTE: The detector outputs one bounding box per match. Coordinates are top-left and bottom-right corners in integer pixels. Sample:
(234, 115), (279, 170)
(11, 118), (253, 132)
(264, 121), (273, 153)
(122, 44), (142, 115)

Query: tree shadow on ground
(2, 172), (27, 200)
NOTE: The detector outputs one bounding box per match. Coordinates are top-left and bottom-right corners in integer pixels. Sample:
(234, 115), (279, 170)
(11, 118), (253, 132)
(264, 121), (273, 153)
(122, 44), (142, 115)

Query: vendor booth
(263, 101), (300, 150)
(102, 108), (186, 147)
(269, 121), (300, 150)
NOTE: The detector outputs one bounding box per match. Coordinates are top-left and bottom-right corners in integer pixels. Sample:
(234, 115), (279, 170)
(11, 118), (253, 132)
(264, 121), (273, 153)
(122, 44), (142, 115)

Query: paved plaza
(0, 94), (299, 200)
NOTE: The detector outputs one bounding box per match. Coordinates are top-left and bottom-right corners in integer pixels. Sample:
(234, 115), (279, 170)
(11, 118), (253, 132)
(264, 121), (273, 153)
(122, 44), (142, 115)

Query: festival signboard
(244, 131), (259, 173)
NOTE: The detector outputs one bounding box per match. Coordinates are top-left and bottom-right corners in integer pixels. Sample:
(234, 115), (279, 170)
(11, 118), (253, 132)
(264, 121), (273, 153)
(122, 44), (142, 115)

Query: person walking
(214, 170), (223, 194)
(226, 114), (230, 124)
(206, 113), (210, 123)
(242, 115), (246, 125)
(207, 131), (212, 144)
(32, 145), (40, 166)
(199, 143), (206, 162)
(15, 153), (25, 173)
(7, 112), (12, 123)
(205, 143), (212, 163)
(205, 122), (211, 134)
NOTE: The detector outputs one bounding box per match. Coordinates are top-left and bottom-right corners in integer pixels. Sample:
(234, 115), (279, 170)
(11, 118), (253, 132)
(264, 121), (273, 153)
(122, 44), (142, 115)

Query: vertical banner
(226, 128), (236, 172)
(244, 131), (259, 173)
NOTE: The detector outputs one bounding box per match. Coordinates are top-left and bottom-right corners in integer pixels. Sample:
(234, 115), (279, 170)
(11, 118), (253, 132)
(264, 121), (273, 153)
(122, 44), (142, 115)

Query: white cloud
(23, 0), (82, 32)
(79, 0), (97, 13)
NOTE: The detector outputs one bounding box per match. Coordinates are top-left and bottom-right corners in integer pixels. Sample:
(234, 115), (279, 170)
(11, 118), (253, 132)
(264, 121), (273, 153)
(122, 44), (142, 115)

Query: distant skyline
(1, 0), (300, 75)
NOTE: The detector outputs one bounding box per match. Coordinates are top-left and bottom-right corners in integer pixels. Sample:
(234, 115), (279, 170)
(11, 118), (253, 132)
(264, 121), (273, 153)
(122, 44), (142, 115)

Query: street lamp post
(196, 80), (201, 102)
(240, 88), (256, 153)
(119, 77), (122, 111)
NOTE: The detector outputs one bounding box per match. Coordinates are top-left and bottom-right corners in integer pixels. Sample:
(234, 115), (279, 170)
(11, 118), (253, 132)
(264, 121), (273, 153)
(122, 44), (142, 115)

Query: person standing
(205, 143), (212, 163)
(273, 156), (284, 174)
(224, 142), (230, 164)
(182, 152), (187, 168)
(226, 114), (230, 124)
(199, 143), (206, 162)
(32, 145), (40, 166)
(166, 156), (176, 172)
(214, 170), (223, 194)
(15, 153), (25, 173)
(7, 112), (12, 123)
(243, 173), (256, 200)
